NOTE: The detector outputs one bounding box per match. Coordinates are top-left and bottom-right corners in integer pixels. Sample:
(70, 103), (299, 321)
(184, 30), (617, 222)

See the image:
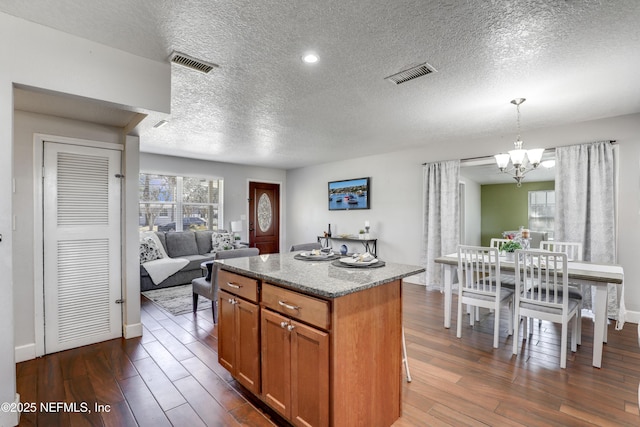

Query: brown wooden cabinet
(217, 266), (403, 427)
(261, 308), (329, 427)
(218, 288), (260, 394)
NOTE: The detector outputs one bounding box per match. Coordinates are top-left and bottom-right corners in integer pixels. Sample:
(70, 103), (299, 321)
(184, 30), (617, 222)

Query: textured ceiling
(4, 1), (640, 170)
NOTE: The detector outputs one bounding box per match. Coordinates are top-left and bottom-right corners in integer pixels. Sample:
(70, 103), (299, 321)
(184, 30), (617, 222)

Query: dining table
(434, 252), (624, 368)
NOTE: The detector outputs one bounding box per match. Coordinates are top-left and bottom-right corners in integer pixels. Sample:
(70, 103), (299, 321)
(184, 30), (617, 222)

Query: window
(528, 190), (554, 239)
(139, 173), (223, 232)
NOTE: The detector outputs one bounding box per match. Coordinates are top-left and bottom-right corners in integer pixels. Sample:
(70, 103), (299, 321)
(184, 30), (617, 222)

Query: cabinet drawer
(262, 283), (330, 330)
(218, 270), (259, 303)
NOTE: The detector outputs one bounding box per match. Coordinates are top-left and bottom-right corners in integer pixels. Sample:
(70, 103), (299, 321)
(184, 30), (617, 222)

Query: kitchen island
(216, 252), (424, 427)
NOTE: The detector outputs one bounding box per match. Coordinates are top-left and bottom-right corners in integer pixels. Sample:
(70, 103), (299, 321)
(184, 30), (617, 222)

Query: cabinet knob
(287, 324), (295, 331)
(228, 298), (237, 305)
(280, 321), (288, 329)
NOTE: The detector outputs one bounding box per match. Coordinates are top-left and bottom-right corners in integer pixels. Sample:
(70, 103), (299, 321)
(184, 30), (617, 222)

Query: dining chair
(539, 240), (584, 344)
(490, 238), (516, 289)
(457, 245), (514, 349)
(192, 247), (260, 323)
(539, 241), (583, 261)
(490, 238), (512, 252)
(512, 249), (580, 369)
(289, 242), (322, 252)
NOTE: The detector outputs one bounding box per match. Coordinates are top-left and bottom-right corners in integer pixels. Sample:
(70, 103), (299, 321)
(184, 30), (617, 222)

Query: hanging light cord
(515, 102), (521, 142)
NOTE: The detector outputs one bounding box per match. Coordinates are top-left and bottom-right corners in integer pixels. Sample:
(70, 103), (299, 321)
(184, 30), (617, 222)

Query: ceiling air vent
(169, 51), (218, 74)
(384, 62), (436, 85)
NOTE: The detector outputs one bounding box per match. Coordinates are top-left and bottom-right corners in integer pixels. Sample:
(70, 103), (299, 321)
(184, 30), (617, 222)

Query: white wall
(459, 175), (482, 246)
(1, 12), (170, 425)
(124, 136), (143, 339)
(139, 153), (287, 248)
(286, 150), (424, 259)
(287, 113), (640, 321)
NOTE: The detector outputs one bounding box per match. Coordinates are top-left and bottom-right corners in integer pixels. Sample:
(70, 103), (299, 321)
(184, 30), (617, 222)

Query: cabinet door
(235, 298), (260, 394)
(218, 290), (236, 373)
(290, 320), (329, 427)
(261, 308), (291, 418)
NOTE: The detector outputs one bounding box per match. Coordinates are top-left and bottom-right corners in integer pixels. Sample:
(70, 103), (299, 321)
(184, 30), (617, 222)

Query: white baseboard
(123, 322), (143, 339)
(14, 344), (36, 363)
(14, 324), (146, 363)
(623, 309), (640, 325)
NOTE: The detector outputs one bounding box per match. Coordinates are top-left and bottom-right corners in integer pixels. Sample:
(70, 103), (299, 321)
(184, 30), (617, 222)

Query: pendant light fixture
(494, 98), (544, 187)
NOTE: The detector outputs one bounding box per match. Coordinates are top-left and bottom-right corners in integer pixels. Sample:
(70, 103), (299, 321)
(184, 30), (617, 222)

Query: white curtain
(421, 160), (460, 289)
(554, 141), (624, 326)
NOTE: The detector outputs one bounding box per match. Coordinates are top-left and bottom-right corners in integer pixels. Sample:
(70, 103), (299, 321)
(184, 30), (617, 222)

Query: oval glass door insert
(258, 193), (272, 232)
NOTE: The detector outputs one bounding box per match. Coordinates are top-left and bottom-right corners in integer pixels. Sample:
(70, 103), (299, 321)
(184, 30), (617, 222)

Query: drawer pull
(278, 300), (300, 311)
(226, 282), (242, 289)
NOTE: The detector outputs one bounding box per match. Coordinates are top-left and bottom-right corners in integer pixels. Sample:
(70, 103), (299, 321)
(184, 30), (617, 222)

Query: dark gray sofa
(140, 230), (247, 292)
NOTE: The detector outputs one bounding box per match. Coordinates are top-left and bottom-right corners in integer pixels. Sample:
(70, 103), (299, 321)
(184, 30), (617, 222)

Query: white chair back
(539, 241), (583, 261)
(458, 245), (501, 296)
(516, 250), (569, 310)
(490, 238), (511, 252)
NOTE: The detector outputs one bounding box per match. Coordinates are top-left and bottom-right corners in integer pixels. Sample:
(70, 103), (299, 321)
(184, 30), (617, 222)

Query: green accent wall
(481, 181), (554, 247)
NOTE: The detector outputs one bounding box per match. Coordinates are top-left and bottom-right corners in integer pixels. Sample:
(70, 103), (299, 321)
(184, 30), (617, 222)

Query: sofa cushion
(166, 231), (199, 258)
(195, 231), (214, 254)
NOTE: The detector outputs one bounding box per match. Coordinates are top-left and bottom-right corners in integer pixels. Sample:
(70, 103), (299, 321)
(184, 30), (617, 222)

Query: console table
(317, 235), (377, 256)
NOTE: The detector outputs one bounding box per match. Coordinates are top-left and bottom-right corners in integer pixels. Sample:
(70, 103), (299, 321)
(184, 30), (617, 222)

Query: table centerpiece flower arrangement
(500, 240), (522, 261)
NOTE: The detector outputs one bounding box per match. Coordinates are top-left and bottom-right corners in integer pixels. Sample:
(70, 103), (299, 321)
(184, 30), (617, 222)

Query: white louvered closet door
(44, 142), (122, 353)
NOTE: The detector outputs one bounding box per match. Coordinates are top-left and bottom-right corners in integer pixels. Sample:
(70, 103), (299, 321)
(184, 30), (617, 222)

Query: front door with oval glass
(249, 181), (280, 254)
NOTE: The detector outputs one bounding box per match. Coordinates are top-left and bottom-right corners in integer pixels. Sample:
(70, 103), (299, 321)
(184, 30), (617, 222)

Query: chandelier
(494, 98), (544, 187)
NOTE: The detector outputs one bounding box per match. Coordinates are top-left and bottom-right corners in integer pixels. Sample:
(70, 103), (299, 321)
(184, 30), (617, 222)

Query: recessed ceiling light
(153, 119), (169, 128)
(302, 53), (319, 64)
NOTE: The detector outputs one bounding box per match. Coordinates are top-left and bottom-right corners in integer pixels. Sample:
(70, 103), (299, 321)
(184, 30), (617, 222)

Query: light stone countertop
(216, 252), (425, 299)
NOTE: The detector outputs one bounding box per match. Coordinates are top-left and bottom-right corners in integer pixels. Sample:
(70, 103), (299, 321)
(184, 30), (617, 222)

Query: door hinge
(115, 174), (125, 179)
(115, 299), (125, 304)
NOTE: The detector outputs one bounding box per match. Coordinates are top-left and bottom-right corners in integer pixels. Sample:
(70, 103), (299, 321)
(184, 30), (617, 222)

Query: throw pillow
(211, 232), (234, 252)
(139, 237), (163, 264)
(139, 231), (169, 258)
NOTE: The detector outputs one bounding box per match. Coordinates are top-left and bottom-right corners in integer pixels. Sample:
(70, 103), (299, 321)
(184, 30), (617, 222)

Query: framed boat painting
(328, 177), (370, 210)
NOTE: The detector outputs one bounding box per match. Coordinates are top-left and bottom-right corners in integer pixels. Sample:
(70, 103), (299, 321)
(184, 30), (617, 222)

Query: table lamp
(230, 220), (242, 242)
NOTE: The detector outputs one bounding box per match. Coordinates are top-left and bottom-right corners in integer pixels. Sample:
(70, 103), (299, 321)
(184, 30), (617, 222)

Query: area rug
(142, 284), (209, 316)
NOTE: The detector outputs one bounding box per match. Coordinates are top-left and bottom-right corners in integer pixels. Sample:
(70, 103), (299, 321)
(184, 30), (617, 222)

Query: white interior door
(43, 141), (122, 353)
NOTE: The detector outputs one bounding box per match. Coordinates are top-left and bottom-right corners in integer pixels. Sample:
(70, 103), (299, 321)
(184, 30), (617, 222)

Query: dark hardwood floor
(16, 283), (640, 426)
